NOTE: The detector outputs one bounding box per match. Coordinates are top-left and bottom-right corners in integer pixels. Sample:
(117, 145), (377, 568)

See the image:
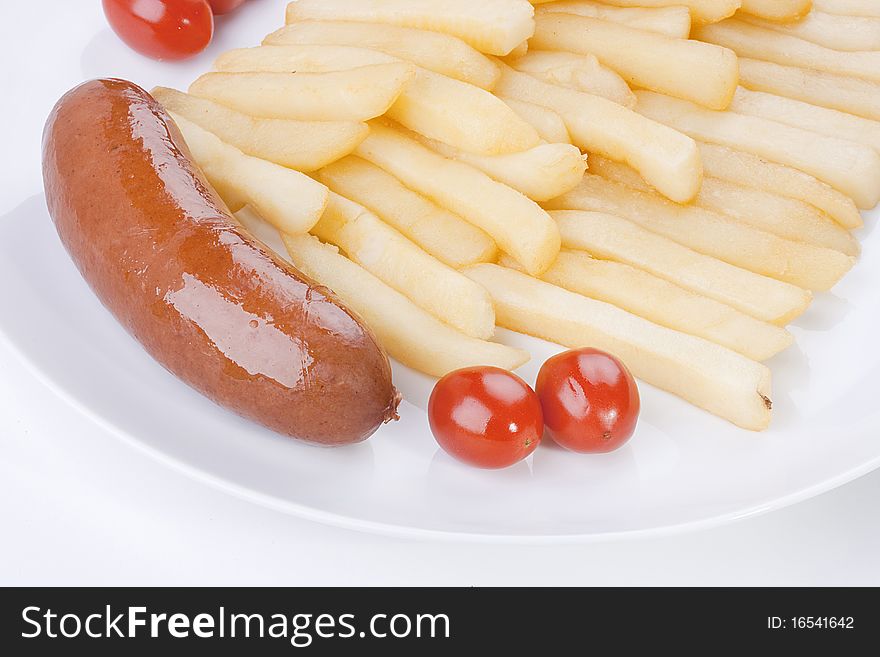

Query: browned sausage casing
(42, 79), (399, 445)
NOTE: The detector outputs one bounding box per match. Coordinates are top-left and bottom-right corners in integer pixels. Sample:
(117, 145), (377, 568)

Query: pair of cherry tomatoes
(103, 0), (247, 61)
(429, 349), (640, 469)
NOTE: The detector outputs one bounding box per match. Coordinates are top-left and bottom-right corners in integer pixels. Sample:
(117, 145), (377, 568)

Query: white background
(2, 1), (879, 586)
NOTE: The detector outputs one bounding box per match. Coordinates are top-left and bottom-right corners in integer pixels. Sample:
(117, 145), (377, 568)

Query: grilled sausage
(42, 79), (399, 445)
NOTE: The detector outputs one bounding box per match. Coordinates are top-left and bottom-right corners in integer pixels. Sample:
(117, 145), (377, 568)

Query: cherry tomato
(428, 367), (543, 469)
(536, 348), (640, 454)
(103, 0), (214, 61)
(207, 0), (246, 14)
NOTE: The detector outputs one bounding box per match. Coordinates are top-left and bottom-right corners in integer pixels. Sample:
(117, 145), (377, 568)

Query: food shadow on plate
(80, 30), (198, 84)
(762, 342), (810, 432)
(853, 212), (879, 241)
(790, 291), (853, 332)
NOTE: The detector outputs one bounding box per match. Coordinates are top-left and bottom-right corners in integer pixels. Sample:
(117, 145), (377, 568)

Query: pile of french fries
(154, 0), (880, 431)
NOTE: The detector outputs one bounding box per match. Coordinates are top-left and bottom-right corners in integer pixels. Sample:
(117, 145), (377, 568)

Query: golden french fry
(548, 209), (811, 324)
(508, 50), (636, 107)
(316, 156), (497, 268)
(498, 96), (571, 143)
(812, 0), (880, 18)
(738, 0), (812, 21)
(738, 11), (880, 51)
(697, 142), (863, 229)
(696, 179), (858, 257)
(730, 87), (880, 156)
(495, 66), (702, 203)
(385, 68), (541, 155)
(545, 174), (855, 291)
(285, 0), (536, 56)
(214, 44), (396, 73)
(283, 234), (529, 377)
(414, 133), (587, 201)
(355, 122), (560, 276)
(694, 19), (880, 84)
(635, 90), (880, 208)
(312, 193), (496, 339)
(189, 64), (413, 121)
(153, 87), (367, 172)
(264, 20), (500, 89)
(536, 1), (692, 38)
(737, 58), (880, 123)
(587, 155), (859, 255)
(532, 12), (738, 109)
(540, 0), (740, 24)
(170, 113), (328, 234)
(211, 45), (539, 155)
(464, 263), (773, 431)
(499, 250), (792, 361)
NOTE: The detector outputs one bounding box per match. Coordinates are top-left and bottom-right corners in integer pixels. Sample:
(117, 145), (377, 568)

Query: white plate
(2, 1), (880, 542)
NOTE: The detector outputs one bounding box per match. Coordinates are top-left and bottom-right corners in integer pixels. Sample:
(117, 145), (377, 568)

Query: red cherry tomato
(102, 0), (214, 61)
(207, 0), (246, 14)
(428, 367), (543, 469)
(536, 348), (640, 454)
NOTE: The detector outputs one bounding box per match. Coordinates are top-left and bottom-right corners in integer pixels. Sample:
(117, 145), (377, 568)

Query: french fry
(498, 96), (571, 143)
(355, 122), (560, 276)
(508, 50), (637, 107)
(532, 13), (738, 109)
(283, 234), (529, 377)
(170, 113), (328, 234)
(537, 1), (691, 38)
(635, 90), (880, 209)
(311, 193), (496, 339)
(315, 156), (497, 268)
(413, 133), (587, 201)
(499, 250), (793, 361)
(214, 44), (396, 73)
(385, 68), (541, 155)
(738, 0), (812, 21)
(697, 142), (863, 229)
(550, 210), (811, 324)
(694, 19), (880, 84)
(189, 64), (413, 122)
(463, 263), (774, 431)
(738, 58), (880, 123)
(285, 0), (536, 56)
(545, 174), (855, 290)
(495, 66), (702, 203)
(153, 87), (367, 172)
(813, 0), (880, 18)
(540, 0), (740, 25)
(211, 45), (540, 155)
(730, 88), (880, 156)
(696, 180), (859, 257)
(264, 20), (500, 89)
(738, 11), (880, 52)
(587, 155), (859, 256)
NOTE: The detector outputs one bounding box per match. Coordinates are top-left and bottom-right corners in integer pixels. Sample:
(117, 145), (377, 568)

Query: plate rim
(5, 327), (879, 544)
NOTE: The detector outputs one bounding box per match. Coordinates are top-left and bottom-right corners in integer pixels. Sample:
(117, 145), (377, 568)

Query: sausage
(42, 79), (399, 445)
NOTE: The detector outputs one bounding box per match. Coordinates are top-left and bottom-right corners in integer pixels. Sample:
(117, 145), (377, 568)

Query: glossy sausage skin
(42, 79), (399, 445)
